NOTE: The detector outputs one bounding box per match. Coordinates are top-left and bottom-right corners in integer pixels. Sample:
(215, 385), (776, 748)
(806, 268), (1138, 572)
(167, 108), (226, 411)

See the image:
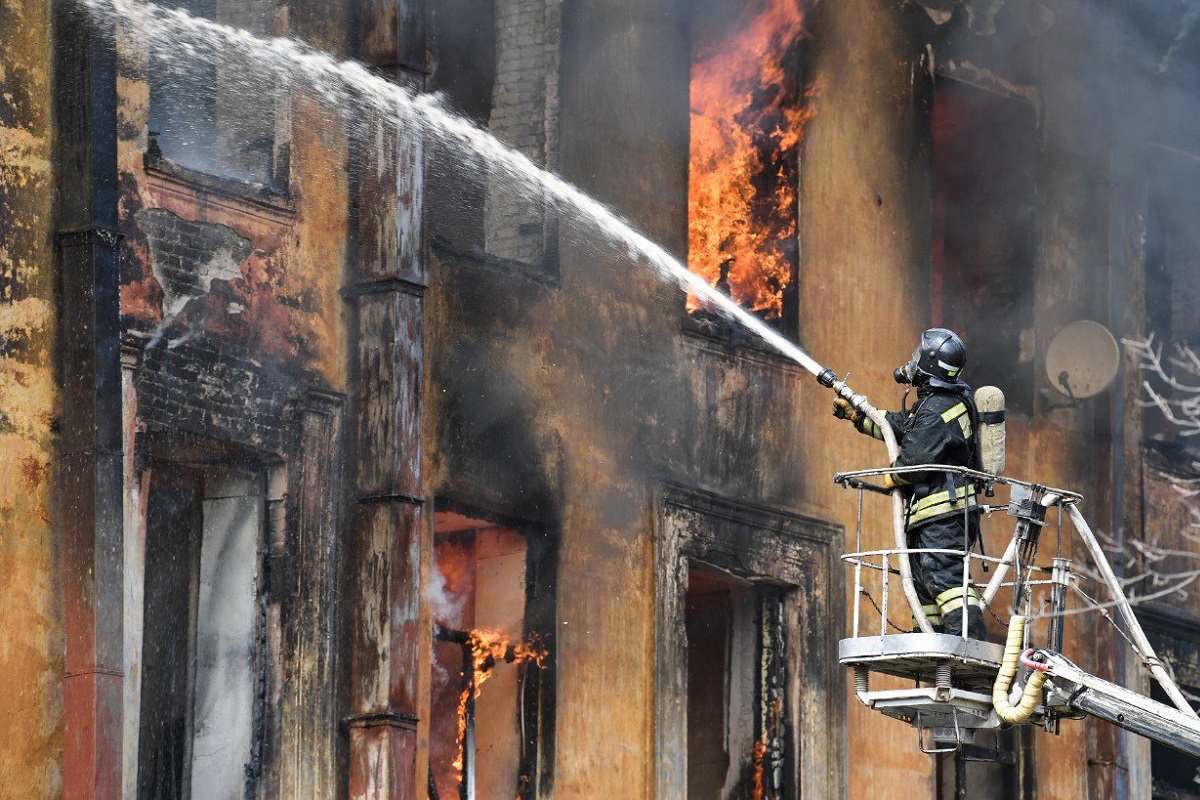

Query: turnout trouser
(908, 513), (987, 639)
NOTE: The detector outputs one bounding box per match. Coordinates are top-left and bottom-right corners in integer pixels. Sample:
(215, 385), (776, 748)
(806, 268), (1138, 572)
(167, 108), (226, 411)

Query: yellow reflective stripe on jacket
(935, 586), (980, 615)
(940, 402), (968, 423)
(908, 484), (977, 524)
(912, 484), (975, 512)
(941, 401), (974, 438)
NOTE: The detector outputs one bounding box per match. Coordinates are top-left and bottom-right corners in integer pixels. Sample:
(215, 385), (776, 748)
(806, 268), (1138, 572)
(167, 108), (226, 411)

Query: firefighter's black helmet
(897, 328), (967, 386)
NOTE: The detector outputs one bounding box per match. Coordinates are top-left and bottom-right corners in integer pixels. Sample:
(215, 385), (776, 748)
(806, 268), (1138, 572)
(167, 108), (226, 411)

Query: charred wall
(5, 0), (1193, 796)
(115, 0), (353, 389)
(888, 1), (1200, 797)
(429, 0), (852, 795)
(428, 0), (1200, 797)
(136, 337), (299, 453)
(798, 1), (940, 793)
(109, 0), (357, 795)
(796, 0), (1176, 794)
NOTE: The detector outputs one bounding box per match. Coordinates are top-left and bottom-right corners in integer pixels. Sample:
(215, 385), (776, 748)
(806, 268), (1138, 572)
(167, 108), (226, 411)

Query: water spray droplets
(82, 0), (827, 377)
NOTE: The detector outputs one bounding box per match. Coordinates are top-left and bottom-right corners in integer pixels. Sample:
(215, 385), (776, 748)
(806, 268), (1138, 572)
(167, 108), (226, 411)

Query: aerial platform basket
(840, 632), (1012, 751)
(840, 633), (1004, 694)
(832, 463), (1200, 755)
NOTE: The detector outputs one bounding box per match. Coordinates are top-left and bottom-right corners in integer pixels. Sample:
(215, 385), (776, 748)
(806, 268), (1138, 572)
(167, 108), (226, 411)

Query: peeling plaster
(0, 0), (62, 794)
(138, 208), (253, 316)
(0, 125), (50, 184)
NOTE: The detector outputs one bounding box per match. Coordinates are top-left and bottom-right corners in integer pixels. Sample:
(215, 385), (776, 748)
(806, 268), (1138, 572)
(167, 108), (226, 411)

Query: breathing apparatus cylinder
(975, 385), (1006, 476)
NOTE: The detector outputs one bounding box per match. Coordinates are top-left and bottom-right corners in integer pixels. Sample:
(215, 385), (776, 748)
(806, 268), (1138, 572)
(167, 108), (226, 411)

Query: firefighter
(832, 328), (987, 640)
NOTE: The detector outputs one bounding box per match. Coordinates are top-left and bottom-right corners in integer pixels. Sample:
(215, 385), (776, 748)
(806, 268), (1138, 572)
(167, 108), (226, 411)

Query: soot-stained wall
(115, 1), (351, 391)
(429, 0), (1189, 797)
(7, 0), (1198, 796)
(428, 0), (847, 794)
(110, 1), (356, 795)
(799, 0), (940, 793)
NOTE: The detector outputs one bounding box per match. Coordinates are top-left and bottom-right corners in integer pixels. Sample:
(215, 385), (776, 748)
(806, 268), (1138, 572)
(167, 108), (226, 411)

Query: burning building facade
(4, 0), (1200, 797)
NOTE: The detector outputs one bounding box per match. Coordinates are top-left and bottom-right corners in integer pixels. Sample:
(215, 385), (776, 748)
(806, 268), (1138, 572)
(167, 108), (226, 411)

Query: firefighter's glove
(833, 398), (859, 424)
(882, 472), (899, 489)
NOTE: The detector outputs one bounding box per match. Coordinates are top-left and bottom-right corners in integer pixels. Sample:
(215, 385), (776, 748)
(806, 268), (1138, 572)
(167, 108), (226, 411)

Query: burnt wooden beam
(520, 528), (557, 798)
(54, 1), (124, 796)
(279, 389), (346, 798)
(346, 2), (429, 795)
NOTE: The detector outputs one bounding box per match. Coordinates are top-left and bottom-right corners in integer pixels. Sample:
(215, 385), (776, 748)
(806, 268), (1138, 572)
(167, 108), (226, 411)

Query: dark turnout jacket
(860, 381), (979, 527)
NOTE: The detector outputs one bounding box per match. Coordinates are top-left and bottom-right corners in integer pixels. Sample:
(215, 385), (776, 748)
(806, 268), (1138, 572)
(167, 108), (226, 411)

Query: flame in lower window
(451, 628), (549, 778)
(752, 737), (768, 798)
(688, 0), (810, 319)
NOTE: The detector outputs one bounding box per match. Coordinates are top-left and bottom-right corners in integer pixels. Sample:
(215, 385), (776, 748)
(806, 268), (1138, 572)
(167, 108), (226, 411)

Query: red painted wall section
(114, 37), (349, 391)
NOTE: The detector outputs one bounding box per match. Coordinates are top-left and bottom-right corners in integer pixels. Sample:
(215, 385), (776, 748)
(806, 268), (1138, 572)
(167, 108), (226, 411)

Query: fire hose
(817, 369), (935, 634)
(991, 615), (1048, 724)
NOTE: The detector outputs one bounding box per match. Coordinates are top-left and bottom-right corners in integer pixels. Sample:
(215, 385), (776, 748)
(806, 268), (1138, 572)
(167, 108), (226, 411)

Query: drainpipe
(54, 1), (126, 796)
(344, 1), (430, 797)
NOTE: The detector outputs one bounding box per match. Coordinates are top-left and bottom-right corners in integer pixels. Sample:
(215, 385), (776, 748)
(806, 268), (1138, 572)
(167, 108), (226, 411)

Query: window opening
(429, 0), (558, 272)
(1142, 152), (1200, 446)
(688, 0), (809, 336)
(429, 1), (497, 249)
(137, 464), (266, 799)
(429, 513), (547, 799)
(1152, 682), (1200, 799)
(685, 565), (788, 799)
(931, 79), (1037, 413)
(936, 728), (1023, 799)
(148, 0), (285, 188)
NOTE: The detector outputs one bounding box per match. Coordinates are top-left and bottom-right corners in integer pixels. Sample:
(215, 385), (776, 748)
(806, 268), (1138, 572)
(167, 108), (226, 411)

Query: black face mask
(894, 349), (919, 385)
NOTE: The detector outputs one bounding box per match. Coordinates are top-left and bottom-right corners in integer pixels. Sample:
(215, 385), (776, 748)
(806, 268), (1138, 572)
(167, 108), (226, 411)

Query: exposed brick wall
(136, 336), (299, 454)
(131, 190), (316, 459)
(485, 0), (560, 265)
(137, 208), (253, 316)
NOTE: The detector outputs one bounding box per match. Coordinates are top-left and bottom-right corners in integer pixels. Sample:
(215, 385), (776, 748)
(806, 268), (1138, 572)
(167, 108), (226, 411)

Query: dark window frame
(428, 500), (558, 799)
(654, 484), (844, 799)
(136, 445), (276, 800)
(146, 0), (293, 199)
(1140, 608), (1200, 799)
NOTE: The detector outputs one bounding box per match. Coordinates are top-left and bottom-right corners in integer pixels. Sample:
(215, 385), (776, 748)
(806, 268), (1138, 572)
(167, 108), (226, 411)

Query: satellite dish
(1044, 320), (1120, 399)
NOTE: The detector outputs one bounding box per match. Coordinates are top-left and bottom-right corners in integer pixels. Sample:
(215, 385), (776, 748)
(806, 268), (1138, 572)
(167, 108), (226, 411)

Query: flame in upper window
(688, 0), (810, 319)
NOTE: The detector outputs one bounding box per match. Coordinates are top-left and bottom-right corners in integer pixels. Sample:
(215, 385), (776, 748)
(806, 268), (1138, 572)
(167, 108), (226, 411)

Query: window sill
(144, 149), (296, 220)
(431, 236), (560, 288)
(682, 311), (806, 373)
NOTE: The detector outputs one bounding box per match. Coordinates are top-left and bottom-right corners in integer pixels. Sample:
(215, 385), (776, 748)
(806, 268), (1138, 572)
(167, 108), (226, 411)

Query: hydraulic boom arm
(1034, 649), (1200, 757)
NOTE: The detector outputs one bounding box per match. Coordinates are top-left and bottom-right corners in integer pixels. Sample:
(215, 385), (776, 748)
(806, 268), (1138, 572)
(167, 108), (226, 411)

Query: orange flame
(451, 629), (549, 776)
(752, 738), (767, 799)
(688, 0), (810, 318)
(751, 694), (784, 799)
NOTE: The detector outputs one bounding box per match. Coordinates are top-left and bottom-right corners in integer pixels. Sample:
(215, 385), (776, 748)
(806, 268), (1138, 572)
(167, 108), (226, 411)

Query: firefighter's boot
(942, 605), (986, 639)
(938, 587), (987, 640)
